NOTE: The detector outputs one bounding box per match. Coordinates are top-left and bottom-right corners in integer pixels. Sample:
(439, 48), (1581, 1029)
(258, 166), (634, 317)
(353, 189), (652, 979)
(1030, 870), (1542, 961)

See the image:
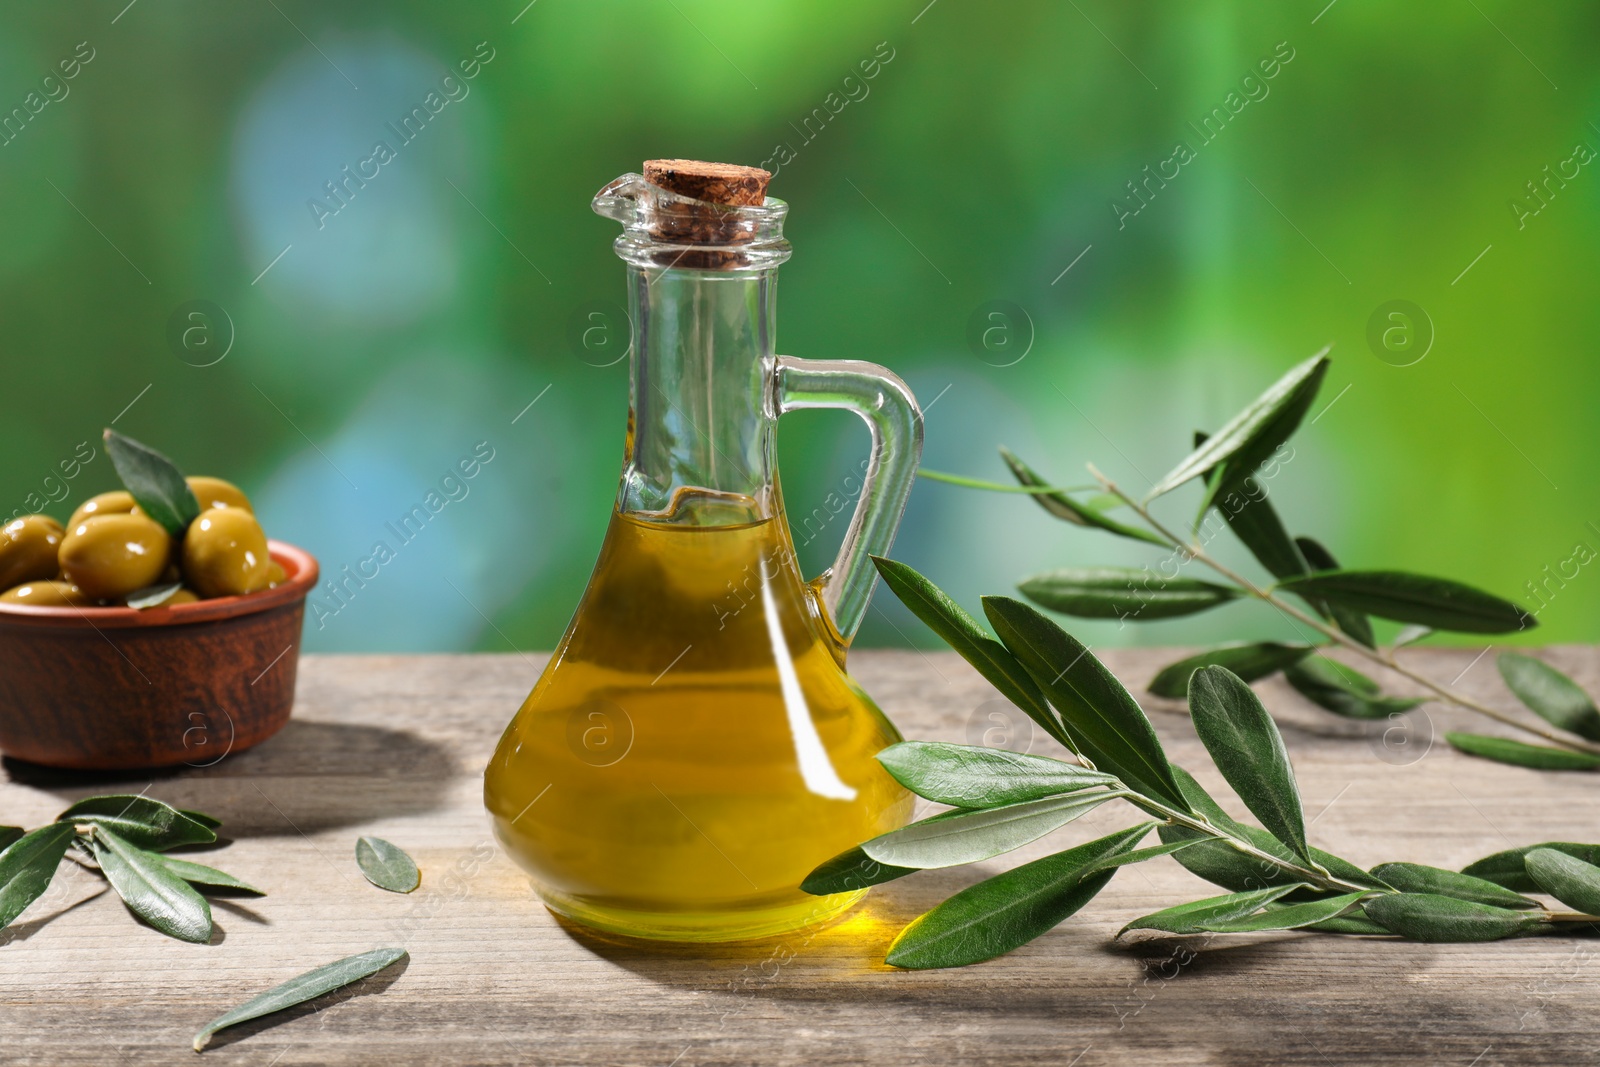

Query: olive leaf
(0, 826), (23, 854)
(56, 795), (218, 852)
(102, 428), (201, 537)
(1145, 350), (1329, 505)
(89, 826), (213, 943)
(799, 845), (918, 895)
(983, 596), (1191, 812)
(1274, 570), (1535, 635)
(1195, 891), (1367, 933)
(1286, 656), (1370, 697)
(1168, 764), (1248, 832)
(1193, 431), (1224, 531)
(1368, 863), (1538, 909)
(917, 469), (1096, 496)
(1156, 766), (1306, 892)
(181, 810), (223, 831)
(1158, 767), (1387, 895)
(861, 790), (1127, 870)
(1216, 483), (1309, 582)
(1076, 839), (1199, 877)
(998, 447), (1166, 546)
(1156, 829), (1305, 893)
(0, 823), (74, 930)
(1392, 624), (1432, 647)
(1444, 732), (1600, 771)
(1461, 842), (1600, 892)
(1120, 884), (1307, 937)
(1156, 826), (1293, 894)
(1018, 567), (1241, 621)
(1299, 912), (1390, 935)
(193, 947), (408, 1051)
(1284, 657), (1424, 720)
(1147, 642), (1314, 699)
(875, 741), (1116, 809)
(1523, 848), (1600, 916)
(884, 824), (1152, 969)
(1168, 821), (1387, 897)
(1497, 653), (1600, 742)
(871, 557), (1069, 751)
(1362, 893), (1545, 942)
(124, 582), (184, 610)
(356, 837), (420, 894)
(158, 855), (263, 896)
(1186, 666), (1311, 864)
(1292, 537), (1376, 648)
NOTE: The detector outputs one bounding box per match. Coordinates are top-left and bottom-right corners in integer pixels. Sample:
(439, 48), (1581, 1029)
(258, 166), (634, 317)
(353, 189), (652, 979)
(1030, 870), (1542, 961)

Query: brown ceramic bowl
(0, 541), (318, 771)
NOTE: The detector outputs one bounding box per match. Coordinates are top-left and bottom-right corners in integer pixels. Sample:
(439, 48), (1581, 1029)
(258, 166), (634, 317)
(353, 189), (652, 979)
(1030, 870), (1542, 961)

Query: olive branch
(0, 797), (413, 1051)
(0, 795), (255, 945)
(921, 351), (1600, 770)
(800, 558), (1600, 969)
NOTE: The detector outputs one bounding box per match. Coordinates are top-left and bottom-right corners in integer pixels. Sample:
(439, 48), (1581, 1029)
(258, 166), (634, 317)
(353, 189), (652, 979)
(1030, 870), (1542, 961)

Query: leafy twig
(927, 352), (1600, 771)
(1087, 463), (1600, 757)
(805, 558), (1600, 969)
(0, 795), (258, 945)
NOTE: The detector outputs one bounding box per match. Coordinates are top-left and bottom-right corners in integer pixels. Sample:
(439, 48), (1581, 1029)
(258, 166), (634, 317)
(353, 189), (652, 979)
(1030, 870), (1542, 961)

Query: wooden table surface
(3, 647), (1598, 1066)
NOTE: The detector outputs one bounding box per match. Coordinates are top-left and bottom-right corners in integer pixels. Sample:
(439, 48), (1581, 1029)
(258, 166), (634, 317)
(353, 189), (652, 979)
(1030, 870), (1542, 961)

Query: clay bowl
(0, 541), (318, 771)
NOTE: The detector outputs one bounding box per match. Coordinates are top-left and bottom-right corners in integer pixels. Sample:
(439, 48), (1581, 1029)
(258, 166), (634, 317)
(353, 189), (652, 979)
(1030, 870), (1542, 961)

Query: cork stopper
(638, 159), (774, 267)
(643, 159), (771, 208)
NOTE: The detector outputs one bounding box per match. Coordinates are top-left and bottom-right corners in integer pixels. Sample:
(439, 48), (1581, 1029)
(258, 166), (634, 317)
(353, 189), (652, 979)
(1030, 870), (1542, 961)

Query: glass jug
(484, 163), (923, 942)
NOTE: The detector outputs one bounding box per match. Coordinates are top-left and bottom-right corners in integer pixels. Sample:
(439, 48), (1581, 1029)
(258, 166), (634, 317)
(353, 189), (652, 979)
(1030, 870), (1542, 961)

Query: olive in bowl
(0, 579), (94, 607)
(66, 490), (140, 530)
(182, 507), (271, 598)
(59, 512), (172, 600)
(0, 514), (65, 589)
(187, 476), (253, 514)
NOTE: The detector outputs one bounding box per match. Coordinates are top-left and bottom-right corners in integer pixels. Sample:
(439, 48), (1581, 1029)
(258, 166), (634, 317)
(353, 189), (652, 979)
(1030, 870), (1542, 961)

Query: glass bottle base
(536, 885), (869, 943)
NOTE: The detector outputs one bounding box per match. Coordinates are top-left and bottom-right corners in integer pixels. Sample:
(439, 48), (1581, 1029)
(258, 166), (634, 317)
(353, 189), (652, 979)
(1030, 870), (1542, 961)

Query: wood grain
(3, 647), (1598, 1066)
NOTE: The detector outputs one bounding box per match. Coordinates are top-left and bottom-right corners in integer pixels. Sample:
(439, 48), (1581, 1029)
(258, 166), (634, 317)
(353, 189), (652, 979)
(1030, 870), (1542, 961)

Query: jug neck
(619, 264), (780, 525)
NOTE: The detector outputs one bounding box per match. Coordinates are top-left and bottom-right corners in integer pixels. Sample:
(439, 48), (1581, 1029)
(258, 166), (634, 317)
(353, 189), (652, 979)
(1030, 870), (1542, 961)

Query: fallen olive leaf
(193, 947), (408, 1051)
(356, 836), (419, 893)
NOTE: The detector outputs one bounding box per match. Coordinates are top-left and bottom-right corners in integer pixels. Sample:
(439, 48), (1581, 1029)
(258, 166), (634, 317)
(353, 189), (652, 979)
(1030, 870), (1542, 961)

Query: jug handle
(774, 357), (923, 646)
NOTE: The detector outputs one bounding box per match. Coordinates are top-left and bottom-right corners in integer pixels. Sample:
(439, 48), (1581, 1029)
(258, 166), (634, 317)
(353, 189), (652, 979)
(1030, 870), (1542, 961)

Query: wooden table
(3, 648), (1598, 1066)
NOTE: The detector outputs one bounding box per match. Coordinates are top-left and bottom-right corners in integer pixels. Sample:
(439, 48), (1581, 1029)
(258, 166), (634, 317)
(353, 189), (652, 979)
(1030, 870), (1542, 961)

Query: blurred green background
(2, 1), (1595, 653)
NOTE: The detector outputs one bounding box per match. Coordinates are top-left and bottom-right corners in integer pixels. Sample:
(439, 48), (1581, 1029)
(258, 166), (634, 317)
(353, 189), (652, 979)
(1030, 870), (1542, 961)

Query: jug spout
(590, 172), (655, 226)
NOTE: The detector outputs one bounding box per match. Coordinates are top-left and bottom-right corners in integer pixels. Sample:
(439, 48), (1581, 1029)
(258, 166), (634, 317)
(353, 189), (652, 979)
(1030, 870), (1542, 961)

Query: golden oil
(484, 508), (912, 941)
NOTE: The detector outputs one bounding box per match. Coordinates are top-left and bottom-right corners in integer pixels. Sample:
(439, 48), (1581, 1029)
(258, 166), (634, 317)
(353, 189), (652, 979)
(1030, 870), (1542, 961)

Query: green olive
(67, 490), (139, 530)
(59, 513), (172, 599)
(0, 514), (64, 589)
(187, 476), (253, 514)
(1, 579), (95, 607)
(181, 507), (270, 598)
(265, 560), (287, 587)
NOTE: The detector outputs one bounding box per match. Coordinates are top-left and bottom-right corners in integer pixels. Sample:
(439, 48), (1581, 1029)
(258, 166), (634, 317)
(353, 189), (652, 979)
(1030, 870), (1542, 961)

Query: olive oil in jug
(485, 161), (923, 941)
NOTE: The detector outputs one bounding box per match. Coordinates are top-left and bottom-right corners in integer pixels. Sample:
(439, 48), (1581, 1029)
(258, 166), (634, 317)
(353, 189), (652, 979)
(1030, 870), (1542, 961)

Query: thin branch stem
(1132, 795), (1373, 895)
(1086, 464), (1600, 758)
